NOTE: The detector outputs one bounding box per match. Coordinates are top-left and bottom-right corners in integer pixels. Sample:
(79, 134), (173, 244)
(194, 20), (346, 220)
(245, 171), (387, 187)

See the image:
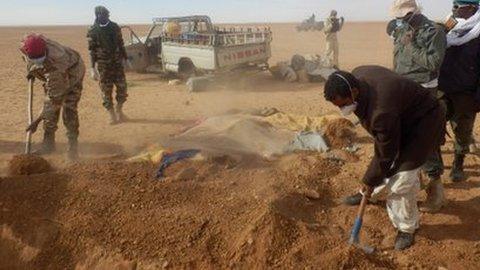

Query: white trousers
(362, 168), (421, 234)
(325, 34), (339, 67)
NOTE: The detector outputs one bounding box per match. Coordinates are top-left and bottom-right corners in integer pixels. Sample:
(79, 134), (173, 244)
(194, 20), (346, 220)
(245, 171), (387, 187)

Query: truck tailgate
(216, 43), (271, 70)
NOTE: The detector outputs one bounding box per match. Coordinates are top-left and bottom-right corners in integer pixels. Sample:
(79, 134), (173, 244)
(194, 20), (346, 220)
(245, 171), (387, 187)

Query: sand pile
(8, 154), (52, 176)
(1, 149), (478, 269)
(323, 118), (356, 148)
(1, 153), (397, 269)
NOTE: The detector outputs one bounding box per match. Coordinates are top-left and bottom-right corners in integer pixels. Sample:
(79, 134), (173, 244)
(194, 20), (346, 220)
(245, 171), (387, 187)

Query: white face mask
(340, 102), (358, 116)
(99, 20), (110, 27)
(28, 55), (46, 69)
(334, 73), (358, 116)
(455, 17), (467, 24)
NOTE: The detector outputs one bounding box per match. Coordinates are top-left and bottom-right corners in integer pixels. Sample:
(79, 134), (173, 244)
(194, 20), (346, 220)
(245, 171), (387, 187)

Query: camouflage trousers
(422, 89), (478, 179)
(43, 61), (85, 141)
(445, 92), (477, 155)
(422, 87), (446, 180)
(98, 64), (128, 110)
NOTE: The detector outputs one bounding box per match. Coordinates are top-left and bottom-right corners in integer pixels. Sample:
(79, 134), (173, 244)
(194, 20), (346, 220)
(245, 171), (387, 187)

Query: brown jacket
(352, 66), (445, 187)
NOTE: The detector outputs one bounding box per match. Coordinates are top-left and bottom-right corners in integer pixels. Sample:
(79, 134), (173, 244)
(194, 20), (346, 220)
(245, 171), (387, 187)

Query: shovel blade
(350, 242), (375, 254)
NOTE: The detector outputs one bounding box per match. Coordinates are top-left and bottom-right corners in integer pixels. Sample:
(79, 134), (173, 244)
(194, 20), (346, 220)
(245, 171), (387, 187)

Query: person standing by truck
(324, 10), (344, 68)
(87, 5), (129, 125)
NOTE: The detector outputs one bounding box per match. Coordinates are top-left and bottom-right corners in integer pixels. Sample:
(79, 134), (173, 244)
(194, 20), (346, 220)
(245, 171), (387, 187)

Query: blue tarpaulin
(156, 149), (201, 179)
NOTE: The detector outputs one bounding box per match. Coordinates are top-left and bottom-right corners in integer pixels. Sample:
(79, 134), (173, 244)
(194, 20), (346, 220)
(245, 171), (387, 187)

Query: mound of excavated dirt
(1, 153), (366, 269)
(8, 154), (52, 176)
(2, 151), (480, 269)
(323, 118), (356, 148)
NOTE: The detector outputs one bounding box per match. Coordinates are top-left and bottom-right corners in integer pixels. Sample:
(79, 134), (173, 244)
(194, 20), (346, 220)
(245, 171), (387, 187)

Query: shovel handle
(350, 194), (369, 244)
(25, 79), (34, 154)
(357, 193), (369, 218)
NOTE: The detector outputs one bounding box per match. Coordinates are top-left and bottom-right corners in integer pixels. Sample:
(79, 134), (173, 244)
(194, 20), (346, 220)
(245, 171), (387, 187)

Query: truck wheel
(178, 58), (195, 80)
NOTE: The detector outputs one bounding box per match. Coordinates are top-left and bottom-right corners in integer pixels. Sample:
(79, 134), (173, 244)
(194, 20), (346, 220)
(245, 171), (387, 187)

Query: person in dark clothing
(87, 6), (129, 125)
(323, 66), (446, 250)
(440, 0), (480, 181)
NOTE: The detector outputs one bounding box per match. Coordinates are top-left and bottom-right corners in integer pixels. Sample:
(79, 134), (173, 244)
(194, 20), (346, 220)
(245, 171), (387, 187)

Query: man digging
(20, 34), (85, 161)
(324, 66), (446, 250)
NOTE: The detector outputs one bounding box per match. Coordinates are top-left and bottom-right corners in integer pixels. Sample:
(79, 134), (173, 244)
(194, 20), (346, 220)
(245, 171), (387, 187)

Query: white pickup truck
(123, 16), (272, 78)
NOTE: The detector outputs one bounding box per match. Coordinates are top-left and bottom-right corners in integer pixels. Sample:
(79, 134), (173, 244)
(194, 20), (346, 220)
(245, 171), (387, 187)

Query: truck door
(121, 26), (150, 72)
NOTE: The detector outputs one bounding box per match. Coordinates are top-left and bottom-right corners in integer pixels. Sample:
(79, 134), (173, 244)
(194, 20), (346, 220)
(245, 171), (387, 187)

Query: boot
(420, 179), (446, 213)
(108, 109), (118, 125)
(34, 132), (56, 155)
(394, 231), (415, 251)
(67, 138), (79, 161)
(450, 154), (466, 182)
(116, 104), (128, 123)
(343, 193), (363, 205)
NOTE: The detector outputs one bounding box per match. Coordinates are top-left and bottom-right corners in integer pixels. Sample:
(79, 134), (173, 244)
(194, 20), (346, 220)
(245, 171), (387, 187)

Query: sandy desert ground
(1, 23), (480, 269)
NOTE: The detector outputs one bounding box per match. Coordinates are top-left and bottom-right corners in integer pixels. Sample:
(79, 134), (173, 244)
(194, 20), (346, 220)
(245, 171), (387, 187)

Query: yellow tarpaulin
(127, 144), (166, 163)
(264, 112), (343, 132)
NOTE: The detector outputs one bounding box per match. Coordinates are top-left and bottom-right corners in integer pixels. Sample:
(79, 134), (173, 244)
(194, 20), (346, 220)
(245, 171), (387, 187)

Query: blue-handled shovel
(349, 193), (375, 254)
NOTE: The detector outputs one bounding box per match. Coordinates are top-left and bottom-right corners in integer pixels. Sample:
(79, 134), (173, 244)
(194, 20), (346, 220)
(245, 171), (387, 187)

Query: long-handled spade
(25, 78), (34, 154)
(349, 193), (375, 254)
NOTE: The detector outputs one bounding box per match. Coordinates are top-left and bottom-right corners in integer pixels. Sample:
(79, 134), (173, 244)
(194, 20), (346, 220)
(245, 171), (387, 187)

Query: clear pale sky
(0, 0), (453, 26)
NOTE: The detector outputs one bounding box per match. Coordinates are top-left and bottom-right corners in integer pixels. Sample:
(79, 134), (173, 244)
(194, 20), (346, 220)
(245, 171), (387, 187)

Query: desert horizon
(1, 18), (479, 269)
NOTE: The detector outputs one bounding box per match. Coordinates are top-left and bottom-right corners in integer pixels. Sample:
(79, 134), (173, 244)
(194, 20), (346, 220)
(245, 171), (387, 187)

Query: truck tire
(178, 58), (196, 80)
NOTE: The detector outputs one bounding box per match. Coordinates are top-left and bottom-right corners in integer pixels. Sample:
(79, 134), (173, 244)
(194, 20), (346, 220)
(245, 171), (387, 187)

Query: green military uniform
(87, 20), (128, 111)
(448, 94), (477, 155)
(392, 14), (447, 180)
(390, 12), (447, 213)
(324, 14), (343, 68)
(393, 15), (447, 86)
(26, 38), (85, 154)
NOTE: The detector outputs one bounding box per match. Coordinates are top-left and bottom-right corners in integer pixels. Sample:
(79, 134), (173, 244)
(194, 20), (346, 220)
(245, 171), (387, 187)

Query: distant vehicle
(122, 15), (272, 79)
(296, 14), (324, 32)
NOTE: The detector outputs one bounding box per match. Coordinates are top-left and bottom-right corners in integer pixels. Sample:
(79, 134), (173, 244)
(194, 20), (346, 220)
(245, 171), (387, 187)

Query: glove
(361, 184), (374, 199)
(90, 67), (100, 81)
(26, 117), (43, 134)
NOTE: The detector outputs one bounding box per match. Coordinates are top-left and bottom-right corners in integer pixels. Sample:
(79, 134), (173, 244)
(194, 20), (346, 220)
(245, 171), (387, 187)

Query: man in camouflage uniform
(390, 0), (447, 213)
(323, 10), (344, 68)
(343, 0), (448, 213)
(87, 6), (129, 125)
(21, 34), (85, 160)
